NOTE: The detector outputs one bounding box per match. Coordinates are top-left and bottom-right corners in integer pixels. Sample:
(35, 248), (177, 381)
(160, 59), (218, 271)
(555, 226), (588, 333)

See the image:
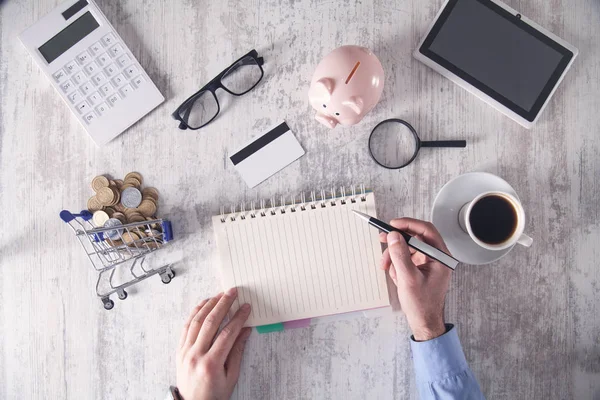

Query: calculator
(19, 0), (164, 146)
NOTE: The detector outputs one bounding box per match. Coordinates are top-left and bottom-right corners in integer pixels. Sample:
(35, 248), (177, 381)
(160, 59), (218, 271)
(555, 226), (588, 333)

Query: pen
(352, 210), (459, 270)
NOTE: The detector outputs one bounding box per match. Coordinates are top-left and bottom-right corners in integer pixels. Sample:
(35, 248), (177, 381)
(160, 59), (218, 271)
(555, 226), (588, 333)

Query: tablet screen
(419, 0), (574, 121)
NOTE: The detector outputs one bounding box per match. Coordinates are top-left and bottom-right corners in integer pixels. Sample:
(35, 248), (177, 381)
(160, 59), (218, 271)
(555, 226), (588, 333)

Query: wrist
(410, 320), (446, 341)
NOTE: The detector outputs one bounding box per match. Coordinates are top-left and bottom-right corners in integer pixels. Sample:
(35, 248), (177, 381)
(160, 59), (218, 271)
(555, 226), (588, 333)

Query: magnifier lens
(369, 121), (418, 168)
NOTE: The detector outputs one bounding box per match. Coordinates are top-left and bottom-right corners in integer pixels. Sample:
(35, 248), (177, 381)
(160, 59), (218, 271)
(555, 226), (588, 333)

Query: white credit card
(230, 121), (305, 188)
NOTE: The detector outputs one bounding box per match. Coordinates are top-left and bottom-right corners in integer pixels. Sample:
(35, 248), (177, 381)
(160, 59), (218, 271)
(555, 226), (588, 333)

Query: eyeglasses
(172, 49), (265, 130)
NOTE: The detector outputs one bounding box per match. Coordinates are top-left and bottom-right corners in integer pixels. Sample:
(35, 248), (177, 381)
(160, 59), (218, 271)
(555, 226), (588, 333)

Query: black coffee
(469, 195), (518, 244)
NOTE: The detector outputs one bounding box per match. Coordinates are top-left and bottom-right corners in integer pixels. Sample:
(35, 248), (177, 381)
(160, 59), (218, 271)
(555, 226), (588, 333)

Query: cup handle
(517, 233), (533, 247)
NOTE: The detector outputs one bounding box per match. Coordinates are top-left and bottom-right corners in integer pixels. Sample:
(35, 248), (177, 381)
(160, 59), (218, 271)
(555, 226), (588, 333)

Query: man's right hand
(379, 218), (453, 341)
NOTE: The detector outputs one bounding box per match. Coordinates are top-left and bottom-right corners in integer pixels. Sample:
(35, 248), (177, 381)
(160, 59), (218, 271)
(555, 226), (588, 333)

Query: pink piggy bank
(308, 45), (384, 129)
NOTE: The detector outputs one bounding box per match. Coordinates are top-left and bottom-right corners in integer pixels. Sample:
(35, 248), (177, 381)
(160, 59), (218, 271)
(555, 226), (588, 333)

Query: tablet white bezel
(413, 0), (578, 129)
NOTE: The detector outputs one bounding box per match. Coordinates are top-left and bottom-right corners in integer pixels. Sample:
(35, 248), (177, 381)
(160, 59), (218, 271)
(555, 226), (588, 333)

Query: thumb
(387, 232), (417, 280)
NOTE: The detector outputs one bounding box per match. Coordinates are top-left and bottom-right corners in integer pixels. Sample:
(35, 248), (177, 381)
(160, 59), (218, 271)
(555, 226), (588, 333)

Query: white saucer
(431, 172), (518, 265)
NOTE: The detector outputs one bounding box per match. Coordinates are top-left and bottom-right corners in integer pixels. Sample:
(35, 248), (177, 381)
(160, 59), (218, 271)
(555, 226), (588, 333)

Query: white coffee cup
(458, 191), (533, 251)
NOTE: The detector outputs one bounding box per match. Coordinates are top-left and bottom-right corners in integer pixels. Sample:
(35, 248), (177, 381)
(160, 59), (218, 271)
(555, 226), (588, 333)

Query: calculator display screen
(38, 11), (99, 64)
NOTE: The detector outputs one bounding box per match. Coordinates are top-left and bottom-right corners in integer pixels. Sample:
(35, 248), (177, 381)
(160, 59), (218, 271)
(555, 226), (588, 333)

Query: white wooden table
(1, 0), (599, 399)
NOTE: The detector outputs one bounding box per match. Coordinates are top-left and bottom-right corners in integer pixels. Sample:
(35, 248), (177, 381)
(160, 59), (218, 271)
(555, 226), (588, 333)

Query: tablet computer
(414, 0), (578, 128)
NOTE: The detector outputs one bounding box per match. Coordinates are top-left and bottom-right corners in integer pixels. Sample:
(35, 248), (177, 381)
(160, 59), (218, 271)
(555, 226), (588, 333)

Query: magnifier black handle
(421, 140), (467, 148)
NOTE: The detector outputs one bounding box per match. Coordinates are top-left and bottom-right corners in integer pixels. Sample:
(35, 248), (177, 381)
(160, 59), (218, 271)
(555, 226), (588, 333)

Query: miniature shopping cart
(60, 210), (176, 310)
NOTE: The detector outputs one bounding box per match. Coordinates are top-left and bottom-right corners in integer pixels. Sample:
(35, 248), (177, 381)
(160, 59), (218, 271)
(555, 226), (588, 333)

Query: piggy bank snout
(315, 113), (338, 128)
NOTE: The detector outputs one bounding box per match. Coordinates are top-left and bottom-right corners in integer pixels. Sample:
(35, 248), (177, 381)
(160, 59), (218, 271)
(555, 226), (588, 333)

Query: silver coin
(103, 218), (123, 240)
(121, 187), (142, 208)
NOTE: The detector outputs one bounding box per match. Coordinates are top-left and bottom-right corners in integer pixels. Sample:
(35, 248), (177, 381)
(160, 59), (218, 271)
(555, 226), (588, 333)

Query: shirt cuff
(410, 324), (468, 383)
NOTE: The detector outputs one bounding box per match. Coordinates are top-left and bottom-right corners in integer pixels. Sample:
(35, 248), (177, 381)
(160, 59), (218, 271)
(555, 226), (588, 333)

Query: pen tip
(352, 210), (370, 221)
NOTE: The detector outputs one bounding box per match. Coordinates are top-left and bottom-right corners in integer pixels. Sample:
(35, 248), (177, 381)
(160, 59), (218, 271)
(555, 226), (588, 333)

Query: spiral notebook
(212, 187), (390, 327)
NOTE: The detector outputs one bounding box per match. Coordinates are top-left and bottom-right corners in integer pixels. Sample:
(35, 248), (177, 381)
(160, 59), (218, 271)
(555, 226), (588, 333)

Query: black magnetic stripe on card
(63, 0), (88, 20)
(230, 122), (290, 165)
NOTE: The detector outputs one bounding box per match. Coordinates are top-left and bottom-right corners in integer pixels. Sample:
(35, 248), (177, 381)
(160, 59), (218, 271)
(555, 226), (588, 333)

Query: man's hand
(380, 218), (452, 341)
(176, 288), (252, 400)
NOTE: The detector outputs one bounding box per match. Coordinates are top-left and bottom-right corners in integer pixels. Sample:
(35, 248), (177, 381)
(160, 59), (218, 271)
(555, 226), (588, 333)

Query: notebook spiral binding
(220, 185), (368, 223)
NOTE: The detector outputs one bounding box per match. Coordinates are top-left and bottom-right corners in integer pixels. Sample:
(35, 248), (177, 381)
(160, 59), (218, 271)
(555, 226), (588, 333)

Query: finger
(380, 248), (391, 270)
(210, 303), (251, 362)
(179, 299), (209, 349)
(195, 287), (238, 353)
(225, 327), (252, 385)
(379, 232), (388, 243)
(388, 262), (397, 285)
(387, 231), (417, 281)
(389, 218), (449, 253)
(184, 293), (223, 350)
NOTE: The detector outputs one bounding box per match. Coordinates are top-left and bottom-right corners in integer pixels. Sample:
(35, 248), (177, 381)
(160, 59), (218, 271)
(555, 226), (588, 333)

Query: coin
(124, 172), (143, 185)
(121, 187), (142, 208)
(104, 207), (116, 217)
(91, 175), (110, 192)
(103, 218), (123, 240)
(142, 187), (159, 201)
(114, 203), (126, 212)
(109, 187), (120, 206)
(122, 231), (140, 246)
(138, 200), (157, 217)
(124, 177), (142, 187)
(97, 187), (115, 206)
(129, 214), (146, 223)
(92, 210), (110, 227)
(120, 183), (135, 191)
(111, 212), (127, 224)
(87, 195), (103, 212)
(114, 179), (124, 188)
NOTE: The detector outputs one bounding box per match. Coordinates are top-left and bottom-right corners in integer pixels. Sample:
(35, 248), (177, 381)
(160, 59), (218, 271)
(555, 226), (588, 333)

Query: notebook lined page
(212, 192), (389, 327)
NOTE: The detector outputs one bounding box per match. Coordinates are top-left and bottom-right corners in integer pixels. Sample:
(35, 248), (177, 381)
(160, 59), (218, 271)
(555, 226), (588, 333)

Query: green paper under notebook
(212, 189), (390, 327)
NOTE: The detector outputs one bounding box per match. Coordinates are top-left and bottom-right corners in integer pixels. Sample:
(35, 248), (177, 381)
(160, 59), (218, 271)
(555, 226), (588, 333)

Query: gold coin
(129, 215), (146, 223)
(144, 241), (162, 249)
(96, 187), (115, 206)
(142, 187), (159, 201)
(109, 187), (120, 206)
(114, 179), (124, 188)
(123, 177), (142, 187)
(105, 237), (123, 247)
(104, 207), (116, 217)
(112, 212), (127, 224)
(91, 175), (110, 192)
(132, 228), (147, 238)
(87, 195), (103, 212)
(146, 217), (160, 230)
(138, 200), (157, 217)
(124, 172), (143, 185)
(120, 183), (135, 191)
(114, 203), (126, 212)
(122, 231), (140, 246)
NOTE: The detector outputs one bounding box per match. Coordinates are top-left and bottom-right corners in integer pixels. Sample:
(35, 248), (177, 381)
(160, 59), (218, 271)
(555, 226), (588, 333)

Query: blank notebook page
(212, 192), (389, 327)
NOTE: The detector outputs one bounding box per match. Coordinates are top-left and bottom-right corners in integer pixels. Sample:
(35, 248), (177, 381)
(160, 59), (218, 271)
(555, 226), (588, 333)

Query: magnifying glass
(368, 119), (466, 169)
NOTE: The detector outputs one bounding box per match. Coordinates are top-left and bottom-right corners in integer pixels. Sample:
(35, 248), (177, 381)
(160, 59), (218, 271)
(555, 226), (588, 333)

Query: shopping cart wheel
(117, 290), (128, 300)
(102, 298), (114, 310)
(160, 269), (175, 284)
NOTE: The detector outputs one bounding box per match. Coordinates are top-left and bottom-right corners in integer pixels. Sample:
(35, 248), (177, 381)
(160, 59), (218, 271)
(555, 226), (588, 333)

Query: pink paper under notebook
(212, 188), (390, 327)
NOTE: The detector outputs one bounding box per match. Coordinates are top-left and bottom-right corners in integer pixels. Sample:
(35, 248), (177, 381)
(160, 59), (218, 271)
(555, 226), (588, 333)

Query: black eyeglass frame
(368, 118), (467, 169)
(171, 49), (265, 130)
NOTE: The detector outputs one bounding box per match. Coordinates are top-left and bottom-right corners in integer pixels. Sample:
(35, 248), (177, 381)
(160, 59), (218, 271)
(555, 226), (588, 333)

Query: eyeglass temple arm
(420, 140), (467, 148)
(177, 106), (193, 130)
(239, 56), (264, 67)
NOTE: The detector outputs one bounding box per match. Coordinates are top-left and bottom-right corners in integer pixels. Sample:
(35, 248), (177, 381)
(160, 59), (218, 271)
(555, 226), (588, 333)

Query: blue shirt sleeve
(410, 324), (484, 400)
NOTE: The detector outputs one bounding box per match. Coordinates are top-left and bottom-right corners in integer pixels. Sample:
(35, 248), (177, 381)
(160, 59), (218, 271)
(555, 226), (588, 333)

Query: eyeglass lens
(177, 55), (263, 129)
(369, 121), (418, 168)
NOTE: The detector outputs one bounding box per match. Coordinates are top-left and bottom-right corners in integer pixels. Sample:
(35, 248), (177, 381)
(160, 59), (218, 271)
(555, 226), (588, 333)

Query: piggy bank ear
(342, 96), (364, 115)
(315, 78), (334, 95)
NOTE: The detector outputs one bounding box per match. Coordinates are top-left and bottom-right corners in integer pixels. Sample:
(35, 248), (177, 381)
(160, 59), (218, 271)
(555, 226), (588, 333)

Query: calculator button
(67, 90), (83, 104)
(101, 33), (116, 47)
(131, 75), (145, 88)
(64, 61), (79, 74)
(108, 44), (124, 58)
(76, 51), (91, 65)
(84, 61), (100, 76)
(91, 72), (107, 85)
(76, 100), (90, 114)
(53, 69), (67, 83)
(104, 64), (118, 77)
(71, 71), (86, 84)
(83, 112), (97, 124)
(99, 83), (114, 96)
(119, 84), (133, 97)
(107, 93), (121, 106)
(95, 102), (109, 115)
(60, 80), (75, 93)
(111, 74), (126, 87)
(88, 91), (102, 105)
(116, 54), (131, 67)
(123, 65), (139, 78)
(96, 52), (110, 66)
(89, 41), (102, 55)
(80, 82), (93, 94)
